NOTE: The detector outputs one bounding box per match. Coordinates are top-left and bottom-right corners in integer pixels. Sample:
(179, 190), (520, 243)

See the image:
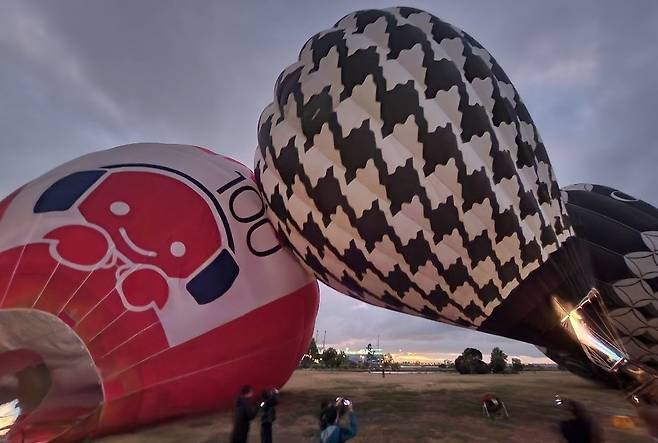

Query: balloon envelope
(539, 184), (658, 378)
(255, 7), (585, 349)
(0, 143), (319, 441)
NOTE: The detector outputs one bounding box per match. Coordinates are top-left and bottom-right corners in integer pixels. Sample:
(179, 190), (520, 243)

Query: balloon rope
(73, 282), (122, 328)
(94, 320), (160, 362)
(30, 260), (61, 308)
(85, 310), (130, 346)
(73, 261), (147, 331)
(0, 217), (41, 307)
(57, 244), (116, 316)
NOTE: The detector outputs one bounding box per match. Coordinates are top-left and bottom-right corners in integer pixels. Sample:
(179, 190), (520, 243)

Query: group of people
(230, 385), (358, 443)
(230, 385), (278, 443)
(230, 384), (658, 442)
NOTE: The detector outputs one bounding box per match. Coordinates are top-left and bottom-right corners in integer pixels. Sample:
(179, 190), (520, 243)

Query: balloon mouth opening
(555, 291), (658, 404)
(0, 400), (20, 436)
(0, 352), (50, 436)
(0, 309), (103, 440)
(555, 288), (626, 372)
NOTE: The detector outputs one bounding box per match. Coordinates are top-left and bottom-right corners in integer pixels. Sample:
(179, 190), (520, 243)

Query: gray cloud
(1, 0), (657, 362)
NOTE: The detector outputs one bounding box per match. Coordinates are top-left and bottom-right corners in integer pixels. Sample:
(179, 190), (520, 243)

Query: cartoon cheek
(110, 201), (130, 216)
(170, 241), (186, 257)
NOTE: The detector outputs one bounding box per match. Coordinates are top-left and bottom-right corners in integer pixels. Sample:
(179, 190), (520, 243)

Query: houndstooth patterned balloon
(255, 7), (573, 330)
(561, 184), (658, 369)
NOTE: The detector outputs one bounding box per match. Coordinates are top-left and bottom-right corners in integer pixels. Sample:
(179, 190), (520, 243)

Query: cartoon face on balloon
(33, 168), (238, 312)
(78, 171), (221, 276)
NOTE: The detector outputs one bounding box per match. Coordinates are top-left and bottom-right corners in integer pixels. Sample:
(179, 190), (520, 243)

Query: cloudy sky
(1, 0), (657, 363)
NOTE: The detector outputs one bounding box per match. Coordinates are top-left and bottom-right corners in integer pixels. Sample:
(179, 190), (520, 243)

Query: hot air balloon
(538, 184), (658, 383)
(254, 7), (650, 390)
(0, 143), (319, 441)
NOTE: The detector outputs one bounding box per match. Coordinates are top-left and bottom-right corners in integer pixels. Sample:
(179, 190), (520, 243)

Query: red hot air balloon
(0, 143), (319, 442)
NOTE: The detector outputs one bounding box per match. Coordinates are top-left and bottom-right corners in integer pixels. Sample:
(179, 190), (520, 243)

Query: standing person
(638, 403), (658, 442)
(230, 385), (259, 443)
(319, 400), (333, 431)
(559, 400), (602, 443)
(381, 365), (385, 378)
(320, 397), (357, 443)
(260, 389), (278, 443)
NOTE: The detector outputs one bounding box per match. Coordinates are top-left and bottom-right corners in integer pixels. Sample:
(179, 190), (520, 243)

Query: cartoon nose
(120, 268), (169, 310)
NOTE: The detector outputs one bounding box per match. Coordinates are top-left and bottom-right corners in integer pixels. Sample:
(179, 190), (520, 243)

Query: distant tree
(511, 358), (523, 372)
(336, 351), (347, 368)
(473, 360), (491, 374)
(308, 338), (320, 360)
(322, 347), (338, 368)
(454, 356), (467, 373)
(490, 347), (508, 374)
(341, 355), (357, 369)
(300, 354), (314, 368)
(464, 348), (483, 360)
(383, 353), (394, 369)
(455, 348), (489, 374)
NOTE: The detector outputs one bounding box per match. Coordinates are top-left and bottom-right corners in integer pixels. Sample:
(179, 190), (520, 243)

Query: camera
(336, 396), (351, 406)
(261, 388), (279, 409)
(335, 396), (353, 415)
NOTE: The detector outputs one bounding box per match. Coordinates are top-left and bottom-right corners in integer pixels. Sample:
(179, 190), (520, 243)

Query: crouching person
(320, 397), (357, 443)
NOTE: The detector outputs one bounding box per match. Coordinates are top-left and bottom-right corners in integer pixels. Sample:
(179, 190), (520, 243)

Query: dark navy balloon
(557, 184), (658, 369)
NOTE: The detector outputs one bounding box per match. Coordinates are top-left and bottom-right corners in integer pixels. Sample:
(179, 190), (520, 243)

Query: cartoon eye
(170, 241), (186, 257)
(110, 201), (130, 216)
(610, 190), (638, 203)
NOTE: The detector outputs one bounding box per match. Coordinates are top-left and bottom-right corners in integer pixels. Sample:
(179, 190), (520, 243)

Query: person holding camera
(319, 397), (357, 443)
(260, 388), (278, 443)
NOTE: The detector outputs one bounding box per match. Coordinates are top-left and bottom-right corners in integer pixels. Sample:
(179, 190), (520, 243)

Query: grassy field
(93, 370), (650, 442)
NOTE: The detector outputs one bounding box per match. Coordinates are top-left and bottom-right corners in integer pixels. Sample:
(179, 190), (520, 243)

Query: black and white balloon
(255, 7), (588, 349)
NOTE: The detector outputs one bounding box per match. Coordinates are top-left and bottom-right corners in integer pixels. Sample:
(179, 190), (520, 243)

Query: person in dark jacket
(230, 385), (259, 443)
(260, 388), (278, 443)
(559, 400), (602, 443)
(319, 400), (333, 431)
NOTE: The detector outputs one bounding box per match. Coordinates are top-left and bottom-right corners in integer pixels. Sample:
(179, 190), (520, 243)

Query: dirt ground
(93, 370), (650, 443)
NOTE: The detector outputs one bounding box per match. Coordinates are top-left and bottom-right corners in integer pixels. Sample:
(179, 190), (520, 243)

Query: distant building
(343, 346), (384, 366)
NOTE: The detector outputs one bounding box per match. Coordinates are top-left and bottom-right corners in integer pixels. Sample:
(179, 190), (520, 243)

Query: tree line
(301, 339), (524, 374)
(454, 347), (523, 374)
